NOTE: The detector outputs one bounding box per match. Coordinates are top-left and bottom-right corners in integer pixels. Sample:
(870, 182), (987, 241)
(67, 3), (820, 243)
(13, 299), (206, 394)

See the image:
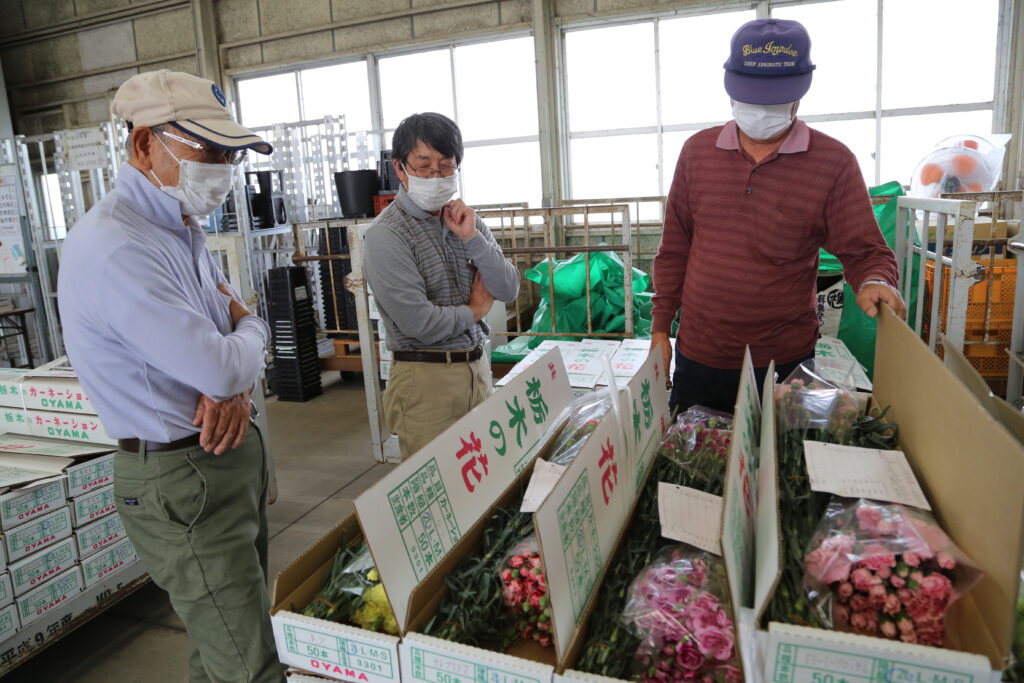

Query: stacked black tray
(318, 227), (359, 340)
(267, 266), (322, 402)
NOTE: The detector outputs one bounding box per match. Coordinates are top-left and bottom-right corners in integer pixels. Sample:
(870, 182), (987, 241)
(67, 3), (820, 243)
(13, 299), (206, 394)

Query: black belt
(118, 433), (202, 454)
(393, 346), (483, 363)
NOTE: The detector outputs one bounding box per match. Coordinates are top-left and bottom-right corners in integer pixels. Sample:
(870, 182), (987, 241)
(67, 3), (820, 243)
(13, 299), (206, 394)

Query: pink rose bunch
(803, 499), (981, 648)
(624, 548), (741, 682)
(500, 546), (552, 647)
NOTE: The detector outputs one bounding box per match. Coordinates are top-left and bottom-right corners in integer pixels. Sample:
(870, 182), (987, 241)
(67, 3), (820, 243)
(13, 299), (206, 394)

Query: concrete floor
(4, 372), (390, 682)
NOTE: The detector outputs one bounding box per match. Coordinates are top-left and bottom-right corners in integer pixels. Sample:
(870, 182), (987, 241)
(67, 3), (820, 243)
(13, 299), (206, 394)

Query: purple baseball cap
(723, 19), (816, 105)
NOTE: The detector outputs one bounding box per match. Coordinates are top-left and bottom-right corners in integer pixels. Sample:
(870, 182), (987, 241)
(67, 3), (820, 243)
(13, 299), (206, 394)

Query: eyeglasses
(402, 162), (459, 179)
(157, 129), (247, 166)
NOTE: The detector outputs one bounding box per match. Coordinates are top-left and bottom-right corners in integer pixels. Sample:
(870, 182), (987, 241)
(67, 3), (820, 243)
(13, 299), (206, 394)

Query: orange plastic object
(953, 154), (978, 176)
(920, 163), (943, 185)
(966, 182), (983, 192)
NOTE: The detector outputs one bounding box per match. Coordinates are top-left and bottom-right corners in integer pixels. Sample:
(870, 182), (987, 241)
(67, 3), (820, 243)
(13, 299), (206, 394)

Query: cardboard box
(0, 603), (18, 644)
(81, 537), (137, 588)
(0, 478), (67, 531)
(70, 484), (115, 526)
(0, 573), (12, 607)
(0, 358), (96, 414)
(9, 536), (78, 597)
(0, 558), (146, 672)
(15, 565), (83, 627)
(4, 506), (73, 563)
(0, 409), (114, 445)
(75, 512), (127, 559)
(756, 308), (1024, 680)
(66, 453), (114, 498)
(273, 349), (576, 682)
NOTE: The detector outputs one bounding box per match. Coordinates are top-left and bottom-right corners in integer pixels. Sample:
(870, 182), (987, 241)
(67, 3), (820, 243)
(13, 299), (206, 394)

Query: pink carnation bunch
(500, 546), (552, 647)
(803, 499), (981, 648)
(624, 548), (741, 682)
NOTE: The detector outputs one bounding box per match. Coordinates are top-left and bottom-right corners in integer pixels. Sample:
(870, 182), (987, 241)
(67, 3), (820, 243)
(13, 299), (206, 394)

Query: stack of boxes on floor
(0, 359), (137, 641)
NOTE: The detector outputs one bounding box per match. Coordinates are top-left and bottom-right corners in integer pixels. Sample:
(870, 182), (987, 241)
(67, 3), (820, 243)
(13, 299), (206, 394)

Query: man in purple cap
(651, 18), (906, 413)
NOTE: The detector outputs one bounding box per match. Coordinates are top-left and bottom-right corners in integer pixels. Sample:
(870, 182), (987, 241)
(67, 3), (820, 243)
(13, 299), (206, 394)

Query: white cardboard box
(0, 358), (96, 414)
(66, 453), (114, 498)
(70, 484), (115, 527)
(0, 478), (67, 531)
(3, 506), (73, 563)
(9, 536), (78, 597)
(75, 512), (127, 559)
(0, 409), (114, 446)
(401, 633), (554, 683)
(0, 573), (12, 607)
(15, 565), (83, 627)
(0, 603), (18, 644)
(81, 537), (137, 588)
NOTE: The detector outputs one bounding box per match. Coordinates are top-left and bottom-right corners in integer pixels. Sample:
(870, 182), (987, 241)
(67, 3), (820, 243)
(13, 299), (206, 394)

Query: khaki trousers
(383, 355), (492, 460)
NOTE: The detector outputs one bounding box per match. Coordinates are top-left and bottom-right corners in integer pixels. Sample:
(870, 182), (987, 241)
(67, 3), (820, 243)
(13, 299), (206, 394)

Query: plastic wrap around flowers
(500, 537), (553, 648)
(622, 546), (742, 683)
(803, 498), (982, 647)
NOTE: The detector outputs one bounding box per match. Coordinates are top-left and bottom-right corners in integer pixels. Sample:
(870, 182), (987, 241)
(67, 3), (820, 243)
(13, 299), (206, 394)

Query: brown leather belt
(392, 346), (484, 363)
(118, 433), (202, 454)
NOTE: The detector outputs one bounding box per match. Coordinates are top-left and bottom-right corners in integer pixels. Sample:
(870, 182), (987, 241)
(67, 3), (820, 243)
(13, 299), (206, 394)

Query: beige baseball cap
(111, 69), (272, 154)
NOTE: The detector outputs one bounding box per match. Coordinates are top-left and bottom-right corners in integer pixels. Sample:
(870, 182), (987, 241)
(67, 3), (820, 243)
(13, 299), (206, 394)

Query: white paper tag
(520, 460), (566, 513)
(658, 482), (723, 555)
(803, 441), (931, 510)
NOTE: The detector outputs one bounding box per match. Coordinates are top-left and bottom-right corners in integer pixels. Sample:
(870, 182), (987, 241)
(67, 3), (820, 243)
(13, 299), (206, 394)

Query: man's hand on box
(856, 283), (907, 320)
(442, 199), (478, 242)
(193, 392), (250, 455)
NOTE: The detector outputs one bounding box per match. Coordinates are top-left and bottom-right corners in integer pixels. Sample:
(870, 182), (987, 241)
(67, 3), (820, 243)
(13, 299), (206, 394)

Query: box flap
(754, 363), (781, 622)
(0, 434), (111, 458)
(356, 349), (572, 630)
(939, 333), (1024, 446)
(875, 308), (1024, 668)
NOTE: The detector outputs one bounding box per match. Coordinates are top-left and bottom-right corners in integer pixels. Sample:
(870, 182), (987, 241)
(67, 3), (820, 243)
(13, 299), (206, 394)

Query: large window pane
(879, 110), (994, 186)
(772, 0), (877, 115)
(570, 134), (659, 199)
(455, 37), (538, 140)
(237, 73), (299, 127)
(809, 118), (879, 186)
(460, 142), (541, 208)
(659, 10), (756, 125)
(882, 0), (997, 108)
(379, 48), (454, 130)
(565, 23), (656, 131)
(300, 61), (372, 131)
(661, 130), (698, 195)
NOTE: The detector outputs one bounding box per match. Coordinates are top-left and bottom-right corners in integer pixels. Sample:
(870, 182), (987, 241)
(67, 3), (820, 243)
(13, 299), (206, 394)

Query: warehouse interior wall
(0, 0), (1022, 195)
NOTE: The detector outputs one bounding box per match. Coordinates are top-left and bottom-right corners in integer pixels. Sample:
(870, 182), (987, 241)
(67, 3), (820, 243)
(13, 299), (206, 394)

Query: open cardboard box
(755, 307), (1024, 681)
(271, 349), (576, 682)
(396, 351), (671, 683)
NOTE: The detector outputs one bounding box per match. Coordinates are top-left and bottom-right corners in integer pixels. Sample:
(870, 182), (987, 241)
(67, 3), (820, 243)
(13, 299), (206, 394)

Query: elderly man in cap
(651, 19), (906, 413)
(57, 70), (284, 682)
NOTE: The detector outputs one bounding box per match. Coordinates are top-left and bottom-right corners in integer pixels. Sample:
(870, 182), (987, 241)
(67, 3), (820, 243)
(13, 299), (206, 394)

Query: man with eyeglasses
(57, 70), (285, 682)
(364, 112), (520, 460)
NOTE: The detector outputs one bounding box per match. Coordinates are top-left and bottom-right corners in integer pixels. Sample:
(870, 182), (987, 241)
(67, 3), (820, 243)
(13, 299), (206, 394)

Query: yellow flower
(353, 584), (399, 635)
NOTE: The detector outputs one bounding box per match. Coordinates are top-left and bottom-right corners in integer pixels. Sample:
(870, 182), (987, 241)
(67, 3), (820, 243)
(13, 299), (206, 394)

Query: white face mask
(150, 134), (235, 216)
(402, 165), (459, 212)
(731, 100), (797, 141)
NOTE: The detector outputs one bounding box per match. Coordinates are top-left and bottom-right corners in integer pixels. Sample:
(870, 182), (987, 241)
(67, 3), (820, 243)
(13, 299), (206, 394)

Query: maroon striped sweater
(651, 120), (898, 369)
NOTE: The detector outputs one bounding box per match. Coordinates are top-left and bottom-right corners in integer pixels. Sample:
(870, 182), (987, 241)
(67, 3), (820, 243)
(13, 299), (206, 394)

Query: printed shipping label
(658, 483), (723, 555)
(0, 479), (66, 529)
(272, 613), (400, 683)
(0, 603), (17, 642)
(81, 537), (137, 588)
(803, 442), (931, 510)
(9, 536), (77, 596)
(5, 506), (73, 563)
(66, 454), (114, 497)
(75, 513), (126, 558)
(71, 484), (116, 525)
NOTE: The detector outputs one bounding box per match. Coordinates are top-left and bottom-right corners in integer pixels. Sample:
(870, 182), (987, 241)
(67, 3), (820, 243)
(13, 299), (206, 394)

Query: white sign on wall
(0, 166), (26, 276)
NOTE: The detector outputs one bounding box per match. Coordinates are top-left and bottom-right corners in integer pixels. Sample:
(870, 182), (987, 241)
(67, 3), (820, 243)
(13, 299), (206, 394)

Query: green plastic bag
(819, 181), (920, 378)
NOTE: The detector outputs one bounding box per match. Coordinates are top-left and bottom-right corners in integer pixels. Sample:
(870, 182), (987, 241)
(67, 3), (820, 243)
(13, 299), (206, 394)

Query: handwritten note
(803, 441), (931, 510)
(658, 483), (724, 555)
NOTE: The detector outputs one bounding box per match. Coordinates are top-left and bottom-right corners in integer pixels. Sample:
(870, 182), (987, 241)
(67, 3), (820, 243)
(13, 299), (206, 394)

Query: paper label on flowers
(658, 483), (723, 555)
(803, 441), (931, 510)
(520, 460), (566, 513)
(356, 349), (572, 629)
(535, 407), (633, 658)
